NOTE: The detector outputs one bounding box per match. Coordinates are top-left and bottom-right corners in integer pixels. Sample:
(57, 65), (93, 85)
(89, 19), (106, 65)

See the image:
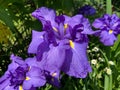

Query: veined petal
(62, 42), (92, 78)
(0, 74), (9, 84)
(43, 44), (66, 72)
(28, 30), (45, 54)
(4, 85), (16, 90)
(0, 77), (11, 90)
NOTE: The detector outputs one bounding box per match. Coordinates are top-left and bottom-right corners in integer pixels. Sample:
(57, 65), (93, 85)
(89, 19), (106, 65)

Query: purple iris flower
(28, 7), (93, 81)
(78, 5), (96, 16)
(0, 54), (46, 90)
(92, 14), (120, 46)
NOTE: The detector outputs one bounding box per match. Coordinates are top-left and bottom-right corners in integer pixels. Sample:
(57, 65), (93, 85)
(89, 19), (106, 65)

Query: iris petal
(28, 30), (45, 54)
(23, 66), (46, 89)
(92, 19), (104, 29)
(65, 15), (94, 34)
(0, 78), (10, 90)
(100, 31), (117, 46)
(32, 7), (57, 27)
(62, 42), (92, 78)
(43, 44), (66, 72)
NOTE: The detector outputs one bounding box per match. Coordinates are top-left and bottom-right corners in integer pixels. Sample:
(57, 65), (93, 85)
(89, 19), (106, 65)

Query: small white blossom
(87, 50), (91, 53)
(97, 73), (102, 78)
(105, 67), (112, 75)
(108, 61), (114, 65)
(92, 47), (99, 52)
(98, 57), (104, 62)
(91, 59), (97, 65)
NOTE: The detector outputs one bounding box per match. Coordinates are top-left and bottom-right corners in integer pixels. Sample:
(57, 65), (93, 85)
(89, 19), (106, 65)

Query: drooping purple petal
(43, 44), (67, 73)
(3, 85), (16, 90)
(28, 30), (45, 54)
(62, 42), (92, 78)
(0, 77), (11, 90)
(100, 31), (117, 46)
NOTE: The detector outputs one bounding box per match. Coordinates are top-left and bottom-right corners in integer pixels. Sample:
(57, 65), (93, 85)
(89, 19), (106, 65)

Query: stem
(99, 48), (112, 90)
(104, 74), (112, 90)
(99, 49), (109, 66)
(104, 74), (109, 90)
(104, 0), (113, 89)
(106, 0), (112, 14)
(109, 74), (112, 90)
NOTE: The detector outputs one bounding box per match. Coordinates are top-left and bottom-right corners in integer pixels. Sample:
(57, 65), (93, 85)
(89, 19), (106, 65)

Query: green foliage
(0, 0), (120, 90)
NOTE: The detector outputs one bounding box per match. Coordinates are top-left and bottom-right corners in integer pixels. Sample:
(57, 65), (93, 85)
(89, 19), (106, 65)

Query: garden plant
(0, 0), (120, 90)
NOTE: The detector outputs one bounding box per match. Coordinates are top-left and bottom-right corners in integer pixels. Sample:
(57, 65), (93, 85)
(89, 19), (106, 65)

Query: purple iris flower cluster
(0, 54), (46, 90)
(0, 6), (120, 90)
(93, 14), (120, 46)
(78, 5), (96, 16)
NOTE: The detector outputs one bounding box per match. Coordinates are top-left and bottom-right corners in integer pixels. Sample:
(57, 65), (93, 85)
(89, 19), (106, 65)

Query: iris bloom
(0, 54), (46, 90)
(92, 14), (120, 46)
(78, 5), (96, 16)
(28, 7), (93, 82)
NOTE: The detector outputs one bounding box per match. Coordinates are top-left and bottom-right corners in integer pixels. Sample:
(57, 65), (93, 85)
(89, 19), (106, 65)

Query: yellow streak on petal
(69, 40), (74, 48)
(64, 24), (68, 29)
(109, 30), (113, 34)
(52, 73), (57, 77)
(53, 27), (58, 32)
(25, 76), (31, 80)
(19, 85), (23, 90)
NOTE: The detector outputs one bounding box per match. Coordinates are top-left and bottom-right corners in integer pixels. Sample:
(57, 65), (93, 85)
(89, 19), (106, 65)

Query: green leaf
(62, 0), (74, 15)
(0, 6), (16, 33)
(112, 35), (120, 51)
(104, 74), (109, 90)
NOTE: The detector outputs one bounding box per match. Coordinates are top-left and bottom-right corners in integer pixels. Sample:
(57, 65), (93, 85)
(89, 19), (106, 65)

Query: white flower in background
(92, 47), (99, 52)
(98, 57), (104, 62)
(91, 59), (97, 65)
(97, 73), (102, 79)
(105, 67), (112, 75)
(87, 50), (91, 53)
(108, 61), (114, 65)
